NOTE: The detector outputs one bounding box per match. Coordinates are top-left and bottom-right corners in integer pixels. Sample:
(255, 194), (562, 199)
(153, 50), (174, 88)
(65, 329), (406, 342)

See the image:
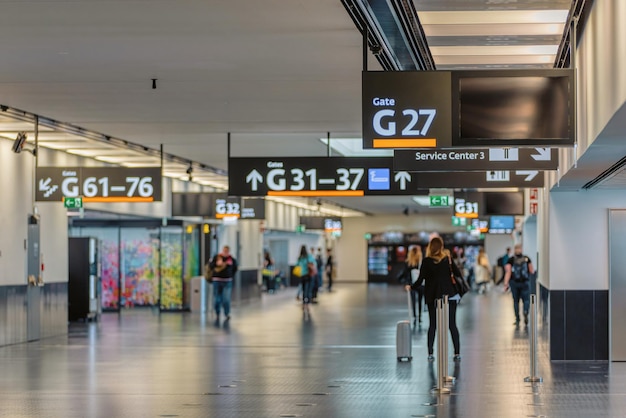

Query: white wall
(549, 190), (626, 290)
(484, 234), (515, 268)
(337, 214), (465, 282)
(263, 230), (323, 264)
(553, 0), (626, 175)
(0, 140), (69, 285)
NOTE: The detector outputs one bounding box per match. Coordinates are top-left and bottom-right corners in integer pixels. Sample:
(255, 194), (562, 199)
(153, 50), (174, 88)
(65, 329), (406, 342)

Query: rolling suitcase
(396, 320), (412, 361)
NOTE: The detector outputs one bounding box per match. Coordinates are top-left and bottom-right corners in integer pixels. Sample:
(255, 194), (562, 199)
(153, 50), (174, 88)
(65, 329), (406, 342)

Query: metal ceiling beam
(341, 0), (435, 71)
(554, 0), (595, 69)
(0, 104), (227, 177)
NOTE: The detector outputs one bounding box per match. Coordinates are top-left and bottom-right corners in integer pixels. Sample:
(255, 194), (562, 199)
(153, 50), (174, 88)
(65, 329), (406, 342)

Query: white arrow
(394, 171), (411, 190)
(246, 169), (263, 191)
(39, 178), (51, 191)
(516, 170), (539, 181)
(531, 148), (551, 161)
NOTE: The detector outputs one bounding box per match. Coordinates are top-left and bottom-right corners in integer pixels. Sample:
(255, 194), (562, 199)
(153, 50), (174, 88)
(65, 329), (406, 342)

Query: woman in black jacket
(399, 245), (424, 323)
(407, 236), (462, 361)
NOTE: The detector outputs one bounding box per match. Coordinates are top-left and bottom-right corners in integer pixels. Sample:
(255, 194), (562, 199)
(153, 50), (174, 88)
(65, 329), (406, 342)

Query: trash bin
(190, 276), (204, 312)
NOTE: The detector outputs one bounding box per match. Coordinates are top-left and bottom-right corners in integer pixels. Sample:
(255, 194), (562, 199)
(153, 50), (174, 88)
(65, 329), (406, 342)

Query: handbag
(292, 265), (302, 278)
(449, 257), (469, 297)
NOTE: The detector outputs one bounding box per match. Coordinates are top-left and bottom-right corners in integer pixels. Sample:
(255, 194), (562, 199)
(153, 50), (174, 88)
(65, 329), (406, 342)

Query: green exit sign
(452, 216), (467, 227)
(64, 197), (83, 209)
(430, 195), (451, 207)
(296, 224), (306, 233)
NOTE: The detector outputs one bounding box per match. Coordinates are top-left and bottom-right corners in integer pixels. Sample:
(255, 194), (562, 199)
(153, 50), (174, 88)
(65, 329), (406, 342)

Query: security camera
(371, 44), (382, 55)
(12, 132), (27, 153)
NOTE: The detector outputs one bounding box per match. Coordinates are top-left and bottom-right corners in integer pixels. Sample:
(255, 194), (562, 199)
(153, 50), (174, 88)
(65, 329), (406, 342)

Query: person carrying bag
(406, 237), (462, 361)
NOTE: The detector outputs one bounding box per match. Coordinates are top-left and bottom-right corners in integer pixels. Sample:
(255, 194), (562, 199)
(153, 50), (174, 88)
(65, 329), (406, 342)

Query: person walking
(407, 237), (462, 361)
(474, 247), (492, 294)
(313, 247), (324, 303)
(325, 248), (334, 292)
(262, 250), (276, 293)
(399, 245), (424, 324)
(209, 245), (238, 324)
(296, 245), (317, 314)
(503, 244), (535, 327)
(496, 247), (511, 285)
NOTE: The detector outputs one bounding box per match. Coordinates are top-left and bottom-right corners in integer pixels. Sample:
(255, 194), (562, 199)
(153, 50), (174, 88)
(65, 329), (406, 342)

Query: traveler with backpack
(495, 247), (511, 285)
(503, 244), (535, 326)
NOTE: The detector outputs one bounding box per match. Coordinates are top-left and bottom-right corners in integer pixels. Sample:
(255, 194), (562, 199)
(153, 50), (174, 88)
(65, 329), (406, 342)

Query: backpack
(511, 256), (530, 281)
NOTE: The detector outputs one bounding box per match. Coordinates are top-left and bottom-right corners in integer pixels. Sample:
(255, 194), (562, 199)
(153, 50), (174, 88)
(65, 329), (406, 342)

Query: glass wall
(120, 228), (159, 307)
(70, 222), (196, 311)
(160, 227), (184, 310)
(183, 225), (201, 309)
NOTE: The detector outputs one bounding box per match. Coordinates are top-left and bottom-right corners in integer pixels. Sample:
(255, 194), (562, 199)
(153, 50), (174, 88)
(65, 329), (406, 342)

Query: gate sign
(394, 147), (558, 172)
(228, 157), (543, 196)
(362, 71), (452, 149)
(36, 167), (162, 202)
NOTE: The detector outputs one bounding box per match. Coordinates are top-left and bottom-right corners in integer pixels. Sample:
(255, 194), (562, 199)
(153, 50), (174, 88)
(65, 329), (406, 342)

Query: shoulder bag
(448, 257), (469, 297)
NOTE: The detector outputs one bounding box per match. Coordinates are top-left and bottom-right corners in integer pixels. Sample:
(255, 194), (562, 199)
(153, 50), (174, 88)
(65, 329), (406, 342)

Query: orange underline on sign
(454, 213), (478, 219)
(82, 197), (154, 203)
(268, 190), (364, 197)
(215, 214), (240, 219)
(373, 138), (437, 148)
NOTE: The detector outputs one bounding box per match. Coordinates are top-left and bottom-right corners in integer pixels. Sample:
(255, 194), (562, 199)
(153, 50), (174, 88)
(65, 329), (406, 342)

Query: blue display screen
(489, 216), (515, 232)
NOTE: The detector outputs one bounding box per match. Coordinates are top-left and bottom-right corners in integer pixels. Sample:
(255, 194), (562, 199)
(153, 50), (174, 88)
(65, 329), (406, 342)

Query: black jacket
(210, 254), (238, 279)
(411, 256), (460, 304)
(398, 261), (422, 286)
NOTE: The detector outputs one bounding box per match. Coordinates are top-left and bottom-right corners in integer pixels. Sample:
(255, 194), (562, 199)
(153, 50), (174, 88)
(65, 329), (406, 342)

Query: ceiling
(0, 0), (608, 216)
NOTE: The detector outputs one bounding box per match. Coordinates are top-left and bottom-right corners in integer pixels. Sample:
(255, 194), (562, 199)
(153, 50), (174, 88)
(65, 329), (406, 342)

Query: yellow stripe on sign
(268, 190), (364, 197)
(373, 138), (437, 148)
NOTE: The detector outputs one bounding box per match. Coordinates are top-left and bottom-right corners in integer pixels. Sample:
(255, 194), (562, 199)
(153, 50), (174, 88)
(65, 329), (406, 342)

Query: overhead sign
(229, 157), (543, 195)
(36, 167), (162, 202)
(362, 71), (452, 149)
(215, 195), (241, 219)
(429, 195), (451, 207)
(454, 195), (480, 218)
(172, 193), (265, 220)
(452, 216), (467, 227)
(63, 196), (83, 209)
(418, 170), (544, 189)
(363, 69), (575, 149)
(394, 147), (558, 172)
(241, 198), (265, 220)
(229, 157), (417, 196)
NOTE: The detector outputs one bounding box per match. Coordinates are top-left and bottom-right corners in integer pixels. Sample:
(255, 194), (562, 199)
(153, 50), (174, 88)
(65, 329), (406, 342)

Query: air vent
(582, 155), (626, 189)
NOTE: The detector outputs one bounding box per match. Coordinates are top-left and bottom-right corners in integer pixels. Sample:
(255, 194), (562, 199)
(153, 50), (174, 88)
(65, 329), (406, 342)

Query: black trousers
(427, 300), (460, 356)
(409, 286), (425, 319)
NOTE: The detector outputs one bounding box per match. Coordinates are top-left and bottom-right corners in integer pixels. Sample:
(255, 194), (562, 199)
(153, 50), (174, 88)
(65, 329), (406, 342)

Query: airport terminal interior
(3, 0), (626, 417)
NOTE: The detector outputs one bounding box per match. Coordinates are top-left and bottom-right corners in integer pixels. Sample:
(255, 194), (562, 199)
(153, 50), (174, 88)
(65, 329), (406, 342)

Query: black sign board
(453, 191), (525, 217)
(362, 71), (452, 149)
(452, 69), (575, 147)
(172, 193), (214, 216)
(172, 193), (265, 219)
(241, 198), (265, 220)
(36, 167), (162, 202)
(363, 69), (575, 149)
(300, 216), (342, 231)
(228, 157), (543, 195)
(414, 170), (543, 189)
(394, 147), (558, 172)
(229, 157), (413, 196)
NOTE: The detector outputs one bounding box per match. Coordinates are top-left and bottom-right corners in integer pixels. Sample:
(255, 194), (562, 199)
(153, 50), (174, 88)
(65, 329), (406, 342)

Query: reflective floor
(0, 284), (624, 418)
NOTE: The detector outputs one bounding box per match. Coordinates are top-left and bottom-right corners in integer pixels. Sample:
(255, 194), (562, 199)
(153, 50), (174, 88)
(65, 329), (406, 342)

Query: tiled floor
(0, 283), (623, 418)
